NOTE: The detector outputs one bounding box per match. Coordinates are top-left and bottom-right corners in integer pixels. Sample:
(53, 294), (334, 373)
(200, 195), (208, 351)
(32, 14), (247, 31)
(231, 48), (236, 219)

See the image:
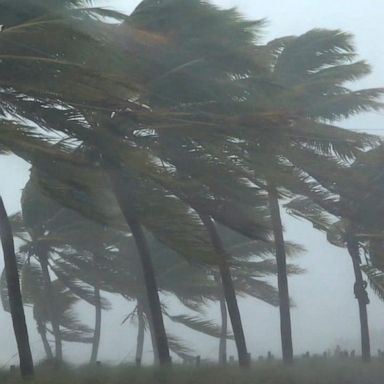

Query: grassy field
(1, 359), (384, 384)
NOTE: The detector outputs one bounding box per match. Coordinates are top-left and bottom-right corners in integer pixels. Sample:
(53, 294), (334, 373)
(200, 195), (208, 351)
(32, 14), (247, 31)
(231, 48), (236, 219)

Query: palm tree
(11, 178), (118, 363)
(215, 224), (303, 364)
(0, 197), (34, 378)
(3, 177), (118, 362)
(89, 249), (102, 364)
(4, 210), (104, 363)
(265, 184), (293, 362)
(329, 221), (371, 361)
(20, 180), (64, 361)
(0, 0), (271, 367)
(0, 1), (172, 364)
(220, 28), (384, 363)
(0, 0), (100, 375)
(200, 214), (249, 367)
(16, 172), (228, 364)
(2, 0), (383, 369)
(124, 12), (382, 364)
(285, 191), (372, 361)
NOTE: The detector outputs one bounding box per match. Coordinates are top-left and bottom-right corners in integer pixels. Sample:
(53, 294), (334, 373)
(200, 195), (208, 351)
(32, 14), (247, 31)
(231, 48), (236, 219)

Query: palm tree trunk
(90, 249), (102, 365)
(127, 220), (170, 365)
(90, 286), (102, 364)
(346, 232), (371, 362)
(214, 273), (228, 365)
(36, 319), (54, 360)
(135, 301), (145, 365)
(0, 196), (34, 378)
(200, 214), (250, 368)
(98, 131), (170, 365)
(219, 292), (228, 365)
(107, 172), (171, 366)
(145, 304), (160, 364)
(267, 185), (293, 364)
(38, 252), (63, 362)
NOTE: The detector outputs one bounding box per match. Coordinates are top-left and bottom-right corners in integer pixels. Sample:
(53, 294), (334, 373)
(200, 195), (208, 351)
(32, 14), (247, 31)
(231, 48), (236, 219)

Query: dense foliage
(0, 0), (383, 380)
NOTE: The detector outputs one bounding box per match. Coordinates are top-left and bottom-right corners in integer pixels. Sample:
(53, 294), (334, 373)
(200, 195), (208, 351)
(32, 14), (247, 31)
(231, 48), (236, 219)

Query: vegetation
(0, 0), (384, 382)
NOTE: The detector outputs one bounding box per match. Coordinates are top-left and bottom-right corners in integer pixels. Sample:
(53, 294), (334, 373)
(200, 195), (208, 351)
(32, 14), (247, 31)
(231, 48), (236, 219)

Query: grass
(2, 359), (384, 384)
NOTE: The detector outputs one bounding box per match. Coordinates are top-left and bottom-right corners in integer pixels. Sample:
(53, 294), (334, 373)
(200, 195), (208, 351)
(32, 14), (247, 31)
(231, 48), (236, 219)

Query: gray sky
(1, 0), (384, 366)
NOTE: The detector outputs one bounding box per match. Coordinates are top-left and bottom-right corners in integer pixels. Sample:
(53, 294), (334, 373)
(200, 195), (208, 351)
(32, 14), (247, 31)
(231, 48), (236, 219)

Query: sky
(1, 0), (384, 366)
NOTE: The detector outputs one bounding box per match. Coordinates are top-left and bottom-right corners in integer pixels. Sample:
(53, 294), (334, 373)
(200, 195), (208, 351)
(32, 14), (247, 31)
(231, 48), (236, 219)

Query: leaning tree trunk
(89, 286), (102, 364)
(37, 247), (63, 362)
(0, 197), (34, 378)
(346, 232), (371, 362)
(135, 300), (145, 366)
(144, 303), (160, 365)
(107, 171), (171, 366)
(95, 125), (170, 365)
(90, 250), (102, 364)
(218, 290), (228, 365)
(36, 319), (54, 360)
(267, 185), (294, 364)
(201, 214), (250, 368)
(214, 273), (228, 365)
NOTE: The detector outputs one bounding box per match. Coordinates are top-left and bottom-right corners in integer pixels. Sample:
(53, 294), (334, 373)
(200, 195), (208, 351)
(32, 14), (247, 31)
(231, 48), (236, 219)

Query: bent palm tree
(286, 196), (371, 362)
(0, 197), (34, 378)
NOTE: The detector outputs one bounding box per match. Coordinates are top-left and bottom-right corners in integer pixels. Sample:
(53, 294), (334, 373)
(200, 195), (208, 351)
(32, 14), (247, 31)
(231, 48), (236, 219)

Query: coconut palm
(1, 258), (95, 357)
(283, 142), (383, 363)
(2, 0), (383, 369)
(13, 172), (225, 364)
(20, 166), (286, 366)
(0, 0), (273, 367)
(6, 199), (108, 363)
(0, 0), (116, 372)
(0, 197), (34, 377)
(123, 15), (383, 364)
(218, 28), (384, 363)
(0, 1), (172, 364)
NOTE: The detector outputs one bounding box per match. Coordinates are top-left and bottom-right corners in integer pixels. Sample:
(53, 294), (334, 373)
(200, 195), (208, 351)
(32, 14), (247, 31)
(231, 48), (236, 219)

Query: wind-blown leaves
(165, 313), (234, 340)
(362, 266), (384, 303)
(167, 333), (195, 361)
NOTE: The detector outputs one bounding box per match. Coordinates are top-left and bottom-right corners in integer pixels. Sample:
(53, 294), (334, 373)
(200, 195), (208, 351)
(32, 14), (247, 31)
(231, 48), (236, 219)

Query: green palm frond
(285, 196), (334, 232)
(362, 265), (384, 302)
(327, 220), (348, 248)
(233, 273), (280, 307)
(20, 261), (45, 306)
(165, 313), (233, 340)
(274, 29), (357, 79)
(166, 333), (195, 361)
(0, 253), (28, 312)
(49, 267), (111, 310)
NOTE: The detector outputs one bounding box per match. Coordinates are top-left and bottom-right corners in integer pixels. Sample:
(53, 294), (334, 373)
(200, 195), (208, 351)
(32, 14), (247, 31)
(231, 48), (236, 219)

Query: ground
(2, 359), (384, 383)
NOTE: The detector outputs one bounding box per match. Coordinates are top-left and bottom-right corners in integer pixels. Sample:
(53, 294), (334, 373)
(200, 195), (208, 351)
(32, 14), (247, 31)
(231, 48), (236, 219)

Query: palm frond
(165, 313), (233, 339)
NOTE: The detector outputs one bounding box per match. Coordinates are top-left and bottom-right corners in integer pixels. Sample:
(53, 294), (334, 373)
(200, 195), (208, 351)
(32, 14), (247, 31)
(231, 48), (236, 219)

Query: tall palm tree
(0, 0), (99, 375)
(2, 0), (383, 369)
(0, 1), (171, 363)
(124, 12), (382, 364)
(0, 197), (34, 378)
(17, 171), (229, 364)
(0, 0), (271, 367)
(215, 224), (303, 364)
(20, 180), (64, 361)
(200, 214), (249, 367)
(222, 28), (384, 363)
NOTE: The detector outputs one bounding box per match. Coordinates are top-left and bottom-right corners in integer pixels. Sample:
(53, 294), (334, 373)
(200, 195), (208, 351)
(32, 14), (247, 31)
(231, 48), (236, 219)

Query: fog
(1, 0), (384, 367)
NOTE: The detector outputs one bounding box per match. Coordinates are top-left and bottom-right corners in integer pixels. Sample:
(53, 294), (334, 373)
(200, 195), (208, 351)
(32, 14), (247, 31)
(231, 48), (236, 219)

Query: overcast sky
(1, 0), (384, 365)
